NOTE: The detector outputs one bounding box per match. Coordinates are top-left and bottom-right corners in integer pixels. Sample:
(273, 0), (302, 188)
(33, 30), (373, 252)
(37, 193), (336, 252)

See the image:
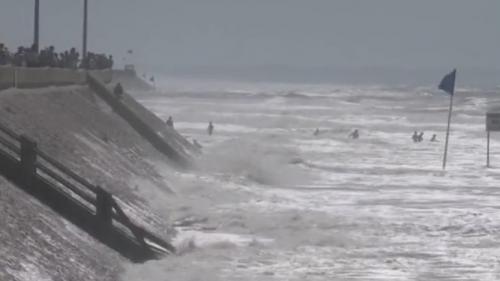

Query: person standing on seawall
(166, 116), (174, 128)
(113, 83), (124, 100)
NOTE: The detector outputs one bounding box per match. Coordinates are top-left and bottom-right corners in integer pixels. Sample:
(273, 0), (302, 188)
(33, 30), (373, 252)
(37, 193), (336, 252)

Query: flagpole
(442, 92), (454, 169)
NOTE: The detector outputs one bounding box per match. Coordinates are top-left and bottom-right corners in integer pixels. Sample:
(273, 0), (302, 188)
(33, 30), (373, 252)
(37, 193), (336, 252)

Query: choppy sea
(124, 78), (500, 281)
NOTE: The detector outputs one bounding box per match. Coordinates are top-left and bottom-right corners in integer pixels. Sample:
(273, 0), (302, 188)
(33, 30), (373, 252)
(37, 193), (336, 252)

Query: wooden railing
(0, 122), (175, 261)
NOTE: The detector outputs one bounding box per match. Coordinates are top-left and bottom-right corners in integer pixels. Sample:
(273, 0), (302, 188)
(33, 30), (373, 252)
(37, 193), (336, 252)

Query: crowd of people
(0, 43), (112, 70)
(163, 114), (441, 154)
(312, 128), (438, 142)
(412, 131), (424, 142)
(412, 131), (437, 142)
(83, 52), (113, 70)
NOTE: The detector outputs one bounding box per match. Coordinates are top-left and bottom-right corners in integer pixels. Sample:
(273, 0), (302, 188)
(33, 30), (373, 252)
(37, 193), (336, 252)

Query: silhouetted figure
(417, 132), (424, 142)
(313, 128), (320, 136)
(166, 116), (174, 128)
(430, 134), (437, 142)
(208, 121), (214, 136)
(412, 131), (419, 143)
(0, 43), (10, 65)
(113, 83), (124, 99)
(349, 129), (359, 140)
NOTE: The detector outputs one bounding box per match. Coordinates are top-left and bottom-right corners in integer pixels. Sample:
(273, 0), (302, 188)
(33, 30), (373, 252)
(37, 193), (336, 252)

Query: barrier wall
(87, 73), (193, 168)
(0, 66), (112, 90)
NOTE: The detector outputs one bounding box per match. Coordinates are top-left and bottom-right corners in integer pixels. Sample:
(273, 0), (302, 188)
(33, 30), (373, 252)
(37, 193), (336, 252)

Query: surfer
(313, 128), (320, 136)
(430, 134), (437, 142)
(208, 121), (214, 136)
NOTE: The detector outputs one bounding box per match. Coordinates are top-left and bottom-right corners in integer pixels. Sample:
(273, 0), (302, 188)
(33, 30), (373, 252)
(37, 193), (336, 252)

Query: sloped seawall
(0, 85), (180, 280)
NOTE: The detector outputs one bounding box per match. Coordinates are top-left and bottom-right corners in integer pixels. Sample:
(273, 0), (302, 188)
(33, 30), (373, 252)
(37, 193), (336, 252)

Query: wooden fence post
(19, 135), (37, 186)
(96, 186), (113, 225)
(487, 130), (491, 168)
(14, 68), (17, 88)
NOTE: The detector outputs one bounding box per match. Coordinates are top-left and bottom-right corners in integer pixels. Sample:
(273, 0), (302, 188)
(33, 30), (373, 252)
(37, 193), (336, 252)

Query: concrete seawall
(0, 66), (112, 90)
(0, 85), (178, 280)
(0, 67), (197, 279)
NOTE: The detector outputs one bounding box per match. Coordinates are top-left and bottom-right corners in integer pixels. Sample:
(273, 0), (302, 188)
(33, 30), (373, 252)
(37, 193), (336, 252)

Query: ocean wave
(196, 136), (312, 187)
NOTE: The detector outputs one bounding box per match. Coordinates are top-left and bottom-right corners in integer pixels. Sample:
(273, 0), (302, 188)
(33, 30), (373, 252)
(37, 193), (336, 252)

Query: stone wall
(0, 66), (112, 90)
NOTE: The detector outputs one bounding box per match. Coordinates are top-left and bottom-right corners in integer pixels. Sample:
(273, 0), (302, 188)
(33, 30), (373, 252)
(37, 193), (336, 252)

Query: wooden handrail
(0, 122), (20, 141)
(36, 163), (96, 205)
(37, 149), (99, 193)
(0, 121), (174, 257)
(0, 134), (20, 155)
(110, 198), (175, 254)
(111, 198), (146, 242)
(0, 122), (99, 196)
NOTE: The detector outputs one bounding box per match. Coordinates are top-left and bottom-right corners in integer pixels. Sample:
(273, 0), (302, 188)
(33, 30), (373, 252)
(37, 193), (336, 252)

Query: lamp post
(34, 0), (39, 52)
(82, 0), (88, 69)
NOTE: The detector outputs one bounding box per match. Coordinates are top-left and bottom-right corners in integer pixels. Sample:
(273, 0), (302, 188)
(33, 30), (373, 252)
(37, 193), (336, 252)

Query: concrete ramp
(87, 72), (195, 168)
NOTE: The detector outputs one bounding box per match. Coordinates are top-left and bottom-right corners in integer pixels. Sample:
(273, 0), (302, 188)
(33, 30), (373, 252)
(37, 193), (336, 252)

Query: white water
(124, 82), (500, 280)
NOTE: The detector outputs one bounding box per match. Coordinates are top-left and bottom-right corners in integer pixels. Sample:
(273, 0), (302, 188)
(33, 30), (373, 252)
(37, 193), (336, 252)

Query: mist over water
(123, 79), (500, 280)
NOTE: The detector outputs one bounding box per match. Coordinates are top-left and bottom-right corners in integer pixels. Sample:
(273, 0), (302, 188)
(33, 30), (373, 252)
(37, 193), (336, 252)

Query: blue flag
(438, 69), (456, 95)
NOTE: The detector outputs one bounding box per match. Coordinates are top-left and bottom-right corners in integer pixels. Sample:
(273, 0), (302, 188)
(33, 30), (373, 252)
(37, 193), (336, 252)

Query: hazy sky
(1, 1), (499, 83)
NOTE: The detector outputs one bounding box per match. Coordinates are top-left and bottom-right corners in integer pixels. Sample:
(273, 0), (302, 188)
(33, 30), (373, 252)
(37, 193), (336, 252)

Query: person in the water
(430, 134), (437, 142)
(349, 129), (359, 139)
(412, 131), (419, 142)
(207, 121), (214, 136)
(313, 128), (320, 136)
(418, 132), (424, 142)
